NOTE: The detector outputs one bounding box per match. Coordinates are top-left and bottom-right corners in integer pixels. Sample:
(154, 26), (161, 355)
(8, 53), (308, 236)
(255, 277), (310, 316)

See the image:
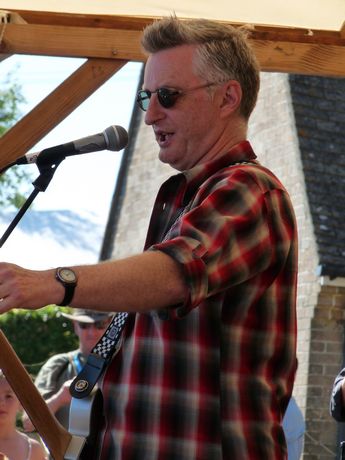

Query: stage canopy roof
(0, 0), (344, 168)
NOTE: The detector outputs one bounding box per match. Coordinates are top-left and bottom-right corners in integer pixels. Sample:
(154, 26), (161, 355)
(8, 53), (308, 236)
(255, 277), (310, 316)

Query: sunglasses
(77, 320), (109, 330)
(136, 82), (217, 111)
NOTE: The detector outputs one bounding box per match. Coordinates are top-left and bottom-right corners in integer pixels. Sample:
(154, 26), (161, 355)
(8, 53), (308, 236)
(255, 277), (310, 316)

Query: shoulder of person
(41, 349), (79, 367)
(35, 349), (79, 380)
(29, 436), (48, 460)
(336, 367), (345, 380)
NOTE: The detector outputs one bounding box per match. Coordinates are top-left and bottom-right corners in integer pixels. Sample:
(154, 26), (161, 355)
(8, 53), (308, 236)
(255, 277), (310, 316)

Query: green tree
(0, 71), (32, 209)
(0, 306), (78, 377)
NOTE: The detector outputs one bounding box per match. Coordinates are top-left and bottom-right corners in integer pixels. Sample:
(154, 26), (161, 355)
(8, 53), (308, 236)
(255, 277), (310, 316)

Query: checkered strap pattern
(91, 311), (128, 359)
(70, 312), (128, 399)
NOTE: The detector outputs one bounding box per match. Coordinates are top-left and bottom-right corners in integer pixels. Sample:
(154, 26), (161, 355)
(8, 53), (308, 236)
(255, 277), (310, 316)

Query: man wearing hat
(23, 308), (112, 430)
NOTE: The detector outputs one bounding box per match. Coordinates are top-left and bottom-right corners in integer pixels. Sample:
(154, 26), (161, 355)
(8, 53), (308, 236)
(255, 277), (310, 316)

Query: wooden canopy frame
(0, 8), (344, 169)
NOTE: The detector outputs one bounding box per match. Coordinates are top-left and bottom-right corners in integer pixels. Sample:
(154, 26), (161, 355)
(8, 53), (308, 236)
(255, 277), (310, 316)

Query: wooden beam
(0, 23), (145, 61)
(252, 40), (345, 77)
(1, 21), (345, 76)
(341, 21), (345, 39)
(4, 9), (152, 31)
(0, 58), (127, 169)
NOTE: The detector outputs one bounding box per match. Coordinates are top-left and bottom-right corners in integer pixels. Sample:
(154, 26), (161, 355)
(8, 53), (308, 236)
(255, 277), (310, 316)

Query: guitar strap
(70, 311), (128, 399)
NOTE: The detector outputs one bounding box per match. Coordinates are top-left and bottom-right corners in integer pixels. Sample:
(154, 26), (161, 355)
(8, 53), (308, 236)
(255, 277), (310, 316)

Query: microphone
(16, 125), (129, 166)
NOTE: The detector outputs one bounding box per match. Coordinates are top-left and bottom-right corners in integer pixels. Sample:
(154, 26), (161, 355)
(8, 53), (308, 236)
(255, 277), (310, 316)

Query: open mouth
(156, 131), (173, 146)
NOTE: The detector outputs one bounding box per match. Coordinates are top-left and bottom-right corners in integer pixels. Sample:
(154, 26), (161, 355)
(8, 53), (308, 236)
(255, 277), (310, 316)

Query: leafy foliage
(0, 71), (33, 208)
(0, 79), (24, 134)
(0, 305), (79, 377)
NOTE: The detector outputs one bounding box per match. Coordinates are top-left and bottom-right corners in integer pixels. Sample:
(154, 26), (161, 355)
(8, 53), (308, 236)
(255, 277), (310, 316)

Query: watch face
(59, 268), (77, 284)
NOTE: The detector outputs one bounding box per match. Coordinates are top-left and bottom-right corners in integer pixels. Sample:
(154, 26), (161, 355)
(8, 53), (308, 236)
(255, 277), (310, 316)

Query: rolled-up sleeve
(149, 170), (277, 318)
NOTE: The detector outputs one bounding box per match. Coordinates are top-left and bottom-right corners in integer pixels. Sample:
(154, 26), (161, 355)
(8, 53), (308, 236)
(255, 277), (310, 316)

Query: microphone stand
(0, 158), (63, 248)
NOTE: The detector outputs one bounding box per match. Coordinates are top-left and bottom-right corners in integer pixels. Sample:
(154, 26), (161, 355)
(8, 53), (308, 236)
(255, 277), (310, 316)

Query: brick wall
(303, 283), (345, 459)
(248, 72), (321, 413)
(248, 73), (345, 459)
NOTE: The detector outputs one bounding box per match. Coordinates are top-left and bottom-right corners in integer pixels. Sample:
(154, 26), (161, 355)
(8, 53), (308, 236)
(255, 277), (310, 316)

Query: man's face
(74, 318), (111, 355)
(143, 44), (227, 171)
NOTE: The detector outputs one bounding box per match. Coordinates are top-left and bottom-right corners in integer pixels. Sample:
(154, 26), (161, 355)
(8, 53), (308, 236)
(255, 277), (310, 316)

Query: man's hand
(0, 263), (59, 313)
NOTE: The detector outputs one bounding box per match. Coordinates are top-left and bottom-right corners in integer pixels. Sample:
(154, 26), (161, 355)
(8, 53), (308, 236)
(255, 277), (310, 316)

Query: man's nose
(144, 94), (165, 125)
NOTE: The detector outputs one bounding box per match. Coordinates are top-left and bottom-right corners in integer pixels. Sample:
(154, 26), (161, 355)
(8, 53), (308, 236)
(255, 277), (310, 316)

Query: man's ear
(220, 80), (242, 115)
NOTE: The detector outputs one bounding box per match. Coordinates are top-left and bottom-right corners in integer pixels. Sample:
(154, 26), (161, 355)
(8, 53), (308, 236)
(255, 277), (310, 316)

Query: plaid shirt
(101, 141), (297, 460)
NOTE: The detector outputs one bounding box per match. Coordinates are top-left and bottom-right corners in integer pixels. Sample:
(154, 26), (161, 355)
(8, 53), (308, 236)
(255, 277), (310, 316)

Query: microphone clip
(33, 156), (64, 192)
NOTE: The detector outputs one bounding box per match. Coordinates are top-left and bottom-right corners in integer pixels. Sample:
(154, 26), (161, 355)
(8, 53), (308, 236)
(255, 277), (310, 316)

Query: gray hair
(141, 17), (260, 119)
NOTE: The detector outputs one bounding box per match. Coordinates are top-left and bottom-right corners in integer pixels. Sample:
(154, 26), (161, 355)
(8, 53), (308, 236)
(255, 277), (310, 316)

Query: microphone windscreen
(104, 125), (129, 151)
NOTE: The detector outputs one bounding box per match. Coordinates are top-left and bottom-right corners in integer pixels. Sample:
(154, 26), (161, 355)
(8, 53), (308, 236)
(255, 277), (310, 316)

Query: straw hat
(61, 308), (113, 323)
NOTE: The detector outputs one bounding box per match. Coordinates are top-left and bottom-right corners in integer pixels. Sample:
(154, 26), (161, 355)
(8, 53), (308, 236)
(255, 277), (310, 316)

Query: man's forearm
(70, 250), (188, 312)
(0, 250), (188, 314)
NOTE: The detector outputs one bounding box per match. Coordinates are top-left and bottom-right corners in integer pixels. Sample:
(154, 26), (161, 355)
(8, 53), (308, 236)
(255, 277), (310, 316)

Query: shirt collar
(171, 140), (257, 205)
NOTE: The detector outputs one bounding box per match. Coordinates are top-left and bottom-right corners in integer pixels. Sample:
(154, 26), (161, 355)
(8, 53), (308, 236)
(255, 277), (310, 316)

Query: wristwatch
(55, 267), (78, 306)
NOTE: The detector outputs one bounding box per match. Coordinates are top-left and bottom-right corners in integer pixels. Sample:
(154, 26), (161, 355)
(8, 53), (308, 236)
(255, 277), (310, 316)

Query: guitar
(0, 329), (104, 460)
(68, 386), (104, 460)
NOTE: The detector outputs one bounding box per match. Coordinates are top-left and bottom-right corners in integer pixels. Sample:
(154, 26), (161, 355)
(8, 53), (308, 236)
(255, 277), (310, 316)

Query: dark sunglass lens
(78, 322), (90, 329)
(137, 90), (151, 111)
(157, 88), (179, 108)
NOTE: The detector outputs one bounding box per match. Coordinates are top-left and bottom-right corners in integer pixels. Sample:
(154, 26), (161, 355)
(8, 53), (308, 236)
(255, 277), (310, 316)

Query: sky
(0, 55), (142, 268)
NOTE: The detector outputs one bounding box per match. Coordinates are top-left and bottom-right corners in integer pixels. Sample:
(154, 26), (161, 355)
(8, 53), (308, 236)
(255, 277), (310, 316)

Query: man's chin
(159, 150), (179, 169)
(158, 149), (168, 162)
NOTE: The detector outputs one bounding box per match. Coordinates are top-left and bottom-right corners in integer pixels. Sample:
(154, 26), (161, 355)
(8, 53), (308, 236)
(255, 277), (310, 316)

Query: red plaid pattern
(101, 141), (297, 460)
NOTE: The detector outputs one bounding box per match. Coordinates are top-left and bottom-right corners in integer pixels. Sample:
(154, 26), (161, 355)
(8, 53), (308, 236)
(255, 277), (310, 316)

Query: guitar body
(68, 387), (105, 460)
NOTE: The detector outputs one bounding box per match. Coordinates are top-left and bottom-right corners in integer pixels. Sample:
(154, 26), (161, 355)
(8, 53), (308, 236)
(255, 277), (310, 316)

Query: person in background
(329, 367), (345, 459)
(282, 396), (305, 459)
(0, 370), (47, 460)
(0, 16), (298, 460)
(330, 366), (345, 422)
(22, 309), (112, 431)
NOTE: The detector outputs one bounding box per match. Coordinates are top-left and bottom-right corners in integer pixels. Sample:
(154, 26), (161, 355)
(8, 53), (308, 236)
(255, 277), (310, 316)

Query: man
(23, 308), (112, 430)
(0, 17), (298, 459)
